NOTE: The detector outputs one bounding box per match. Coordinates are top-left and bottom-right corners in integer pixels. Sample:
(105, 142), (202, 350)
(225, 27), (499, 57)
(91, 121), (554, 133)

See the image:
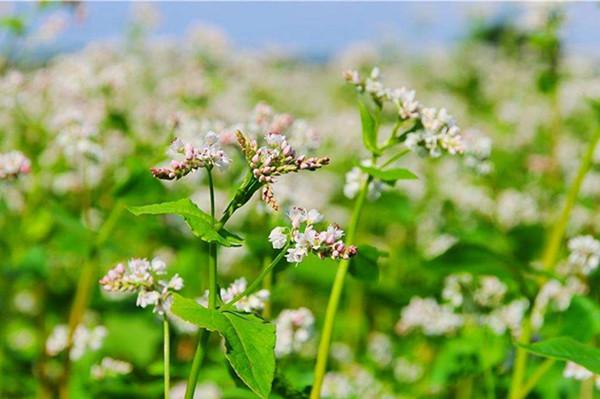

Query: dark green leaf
(349, 244), (387, 282)
(128, 199), (242, 247)
(171, 295), (275, 398)
(520, 337), (600, 374)
(358, 99), (381, 155)
(358, 165), (417, 182)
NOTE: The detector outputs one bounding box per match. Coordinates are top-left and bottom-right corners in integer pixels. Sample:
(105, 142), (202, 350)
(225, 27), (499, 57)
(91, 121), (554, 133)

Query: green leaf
(358, 165), (418, 182)
(558, 296), (600, 341)
(358, 99), (381, 155)
(520, 337), (600, 374)
(349, 244), (387, 282)
(128, 199), (242, 247)
(171, 295), (275, 398)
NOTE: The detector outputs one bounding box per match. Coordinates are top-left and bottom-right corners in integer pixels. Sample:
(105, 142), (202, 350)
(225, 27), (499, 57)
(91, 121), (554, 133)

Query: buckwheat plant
(310, 67), (465, 398)
(126, 127), (354, 399)
(99, 257), (182, 397)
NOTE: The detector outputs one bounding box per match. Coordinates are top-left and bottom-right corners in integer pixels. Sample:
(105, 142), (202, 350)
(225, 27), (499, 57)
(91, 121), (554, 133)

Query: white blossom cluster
(344, 67), (465, 158)
(343, 166), (383, 201)
(496, 189), (540, 229)
(236, 130), (330, 210)
(99, 257), (183, 315)
(563, 361), (600, 389)
(396, 297), (464, 336)
(91, 357), (133, 380)
(322, 364), (395, 399)
(46, 323), (107, 361)
(565, 235), (600, 276)
(398, 274), (529, 337)
(274, 307), (315, 357)
(268, 207), (358, 264)
(151, 131), (230, 180)
(0, 150), (31, 180)
(531, 277), (587, 330)
(198, 277), (269, 313)
(367, 332), (393, 368)
(462, 131), (493, 175)
(393, 357), (424, 383)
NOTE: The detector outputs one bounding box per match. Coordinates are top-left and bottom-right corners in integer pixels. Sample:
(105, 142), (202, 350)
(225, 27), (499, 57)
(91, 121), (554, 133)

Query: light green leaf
(358, 99), (381, 155)
(520, 337), (600, 374)
(128, 199), (242, 247)
(358, 165), (417, 182)
(171, 295), (275, 398)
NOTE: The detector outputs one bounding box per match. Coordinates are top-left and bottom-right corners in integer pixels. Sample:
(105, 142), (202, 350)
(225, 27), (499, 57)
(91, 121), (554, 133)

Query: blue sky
(9, 2), (600, 58)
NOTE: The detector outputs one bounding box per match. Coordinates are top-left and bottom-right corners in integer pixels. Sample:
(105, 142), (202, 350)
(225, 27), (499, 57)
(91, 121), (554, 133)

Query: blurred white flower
(275, 307), (315, 357)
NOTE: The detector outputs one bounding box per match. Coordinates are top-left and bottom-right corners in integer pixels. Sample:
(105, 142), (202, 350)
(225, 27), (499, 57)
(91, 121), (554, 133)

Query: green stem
(509, 130), (600, 399)
(540, 130), (600, 272)
(185, 168), (218, 399)
(381, 148), (410, 169)
(310, 175), (371, 399)
(519, 359), (555, 399)
(222, 247), (288, 311)
(163, 317), (170, 399)
(185, 331), (208, 399)
(262, 256), (273, 319)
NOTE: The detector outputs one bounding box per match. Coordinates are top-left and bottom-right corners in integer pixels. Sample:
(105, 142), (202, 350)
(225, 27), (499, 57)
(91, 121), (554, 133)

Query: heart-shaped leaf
(520, 337), (600, 374)
(171, 295), (275, 398)
(129, 199), (242, 247)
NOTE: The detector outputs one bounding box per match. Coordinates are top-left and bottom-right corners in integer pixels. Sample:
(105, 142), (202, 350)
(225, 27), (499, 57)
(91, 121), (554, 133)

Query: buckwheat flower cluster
(151, 131), (230, 180)
(91, 357), (133, 380)
(274, 307), (315, 358)
(343, 166), (384, 201)
(395, 297), (464, 336)
(0, 151), (31, 180)
(367, 332), (393, 368)
(236, 130), (329, 210)
(563, 361), (600, 388)
(99, 257), (183, 315)
(463, 131), (493, 175)
(46, 323), (107, 361)
(530, 277), (587, 330)
(566, 235), (600, 275)
(344, 67), (464, 157)
(269, 207), (358, 264)
(199, 277), (269, 313)
(481, 298), (530, 337)
(405, 107), (464, 158)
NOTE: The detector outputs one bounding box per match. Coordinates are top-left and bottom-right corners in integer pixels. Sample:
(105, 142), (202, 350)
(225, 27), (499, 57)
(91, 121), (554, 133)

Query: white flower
(268, 227), (288, 249)
(100, 257), (183, 315)
(567, 235), (600, 275)
(0, 150), (31, 180)
(474, 276), (508, 307)
(168, 274), (184, 290)
(286, 246), (308, 264)
(563, 361), (594, 380)
(396, 297), (463, 336)
(136, 290), (160, 308)
(47, 323), (107, 361)
(91, 357), (133, 380)
(275, 307), (315, 357)
(288, 207), (307, 229)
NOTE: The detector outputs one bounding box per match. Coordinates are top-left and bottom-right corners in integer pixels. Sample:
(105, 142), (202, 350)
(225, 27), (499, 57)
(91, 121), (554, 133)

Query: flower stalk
(310, 174), (371, 399)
